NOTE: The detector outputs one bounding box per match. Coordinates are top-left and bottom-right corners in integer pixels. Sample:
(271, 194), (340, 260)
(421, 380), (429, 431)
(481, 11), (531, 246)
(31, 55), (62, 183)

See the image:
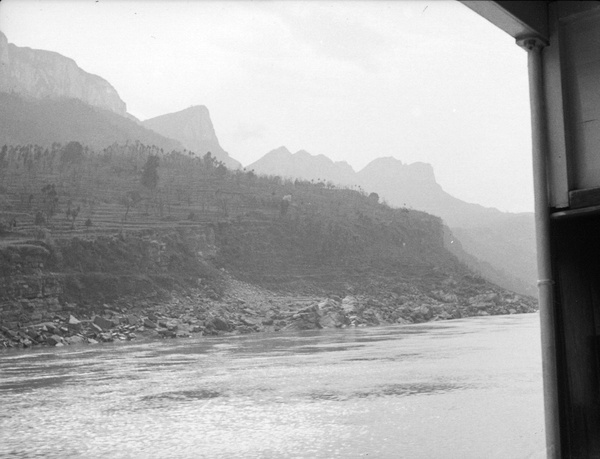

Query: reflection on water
(0, 314), (545, 458)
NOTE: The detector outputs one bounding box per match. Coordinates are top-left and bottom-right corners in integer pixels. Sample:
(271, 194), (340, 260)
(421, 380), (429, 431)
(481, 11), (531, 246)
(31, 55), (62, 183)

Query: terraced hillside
(0, 142), (537, 348)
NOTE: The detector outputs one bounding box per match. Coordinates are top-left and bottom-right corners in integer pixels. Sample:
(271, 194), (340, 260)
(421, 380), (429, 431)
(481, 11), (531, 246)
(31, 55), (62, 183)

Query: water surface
(0, 313), (545, 458)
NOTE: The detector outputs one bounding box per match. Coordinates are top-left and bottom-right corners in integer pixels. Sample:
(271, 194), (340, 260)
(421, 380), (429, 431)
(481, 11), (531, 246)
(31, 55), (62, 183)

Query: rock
(143, 318), (158, 328)
(320, 311), (346, 328)
(93, 316), (115, 331)
(44, 323), (59, 334)
(126, 315), (140, 326)
(240, 316), (260, 326)
(0, 32), (127, 115)
(68, 315), (81, 325)
(67, 315), (82, 332)
(66, 335), (84, 345)
(318, 298), (339, 311)
(157, 328), (176, 338)
(209, 317), (230, 332)
(395, 317), (412, 324)
(90, 323), (103, 333)
(341, 296), (359, 313)
(46, 334), (64, 346)
(98, 333), (113, 342)
(87, 338), (99, 344)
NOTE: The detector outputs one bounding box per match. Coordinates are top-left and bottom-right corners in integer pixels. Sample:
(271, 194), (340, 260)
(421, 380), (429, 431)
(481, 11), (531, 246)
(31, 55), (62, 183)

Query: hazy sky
(0, 0), (533, 213)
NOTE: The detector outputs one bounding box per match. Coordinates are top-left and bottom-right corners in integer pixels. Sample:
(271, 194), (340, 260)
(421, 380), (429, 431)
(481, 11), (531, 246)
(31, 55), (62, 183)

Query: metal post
(516, 36), (561, 458)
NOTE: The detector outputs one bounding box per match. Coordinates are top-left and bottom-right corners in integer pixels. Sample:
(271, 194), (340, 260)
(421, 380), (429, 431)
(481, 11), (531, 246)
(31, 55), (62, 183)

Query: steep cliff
(0, 30), (127, 116)
(143, 106), (241, 169)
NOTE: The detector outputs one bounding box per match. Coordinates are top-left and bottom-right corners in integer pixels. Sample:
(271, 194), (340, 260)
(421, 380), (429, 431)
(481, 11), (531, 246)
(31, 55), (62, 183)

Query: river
(0, 313), (545, 458)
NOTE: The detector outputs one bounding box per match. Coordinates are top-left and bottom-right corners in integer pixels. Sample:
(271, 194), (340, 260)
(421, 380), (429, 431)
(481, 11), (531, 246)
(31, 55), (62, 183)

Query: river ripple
(0, 313), (545, 458)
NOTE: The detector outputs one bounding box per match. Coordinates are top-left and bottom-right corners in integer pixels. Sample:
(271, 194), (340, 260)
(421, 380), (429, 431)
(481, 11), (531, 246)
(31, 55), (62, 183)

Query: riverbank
(0, 273), (537, 350)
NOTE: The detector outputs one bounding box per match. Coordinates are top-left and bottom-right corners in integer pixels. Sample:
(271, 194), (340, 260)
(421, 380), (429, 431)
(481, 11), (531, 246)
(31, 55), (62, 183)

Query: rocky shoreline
(0, 276), (538, 350)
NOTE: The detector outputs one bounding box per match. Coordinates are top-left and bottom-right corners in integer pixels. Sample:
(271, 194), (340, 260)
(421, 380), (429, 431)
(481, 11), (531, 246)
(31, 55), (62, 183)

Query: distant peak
(185, 105), (209, 113)
(294, 149), (312, 158)
(268, 146), (293, 156)
(370, 156), (404, 166)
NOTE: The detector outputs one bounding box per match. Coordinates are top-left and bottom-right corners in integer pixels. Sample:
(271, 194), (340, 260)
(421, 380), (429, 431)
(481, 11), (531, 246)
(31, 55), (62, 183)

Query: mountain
(246, 148), (537, 296)
(0, 92), (182, 152)
(356, 157), (508, 228)
(0, 140), (537, 346)
(0, 30), (127, 116)
(248, 146), (356, 184)
(143, 106), (241, 169)
(356, 157), (537, 295)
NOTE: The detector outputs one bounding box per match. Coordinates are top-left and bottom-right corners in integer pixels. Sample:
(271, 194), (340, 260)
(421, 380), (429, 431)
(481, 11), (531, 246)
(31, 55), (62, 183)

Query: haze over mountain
(0, 29), (536, 296)
(0, 30), (127, 117)
(250, 146), (355, 185)
(143, 106), (241, 169)
(0, 31), (229, 158)
(249, 148), (537, 296)
(0, 92), (182, 152)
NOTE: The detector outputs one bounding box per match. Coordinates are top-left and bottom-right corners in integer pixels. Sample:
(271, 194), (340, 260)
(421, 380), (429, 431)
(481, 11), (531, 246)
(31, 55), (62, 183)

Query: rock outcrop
(143, 106), (241, 169)
(0, 30), (127, 116)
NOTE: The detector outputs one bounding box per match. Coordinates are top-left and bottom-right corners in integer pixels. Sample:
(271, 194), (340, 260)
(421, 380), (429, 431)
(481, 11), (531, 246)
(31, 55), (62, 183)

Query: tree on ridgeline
(368, 192), (380, 204)
(141, 155), (160, 191)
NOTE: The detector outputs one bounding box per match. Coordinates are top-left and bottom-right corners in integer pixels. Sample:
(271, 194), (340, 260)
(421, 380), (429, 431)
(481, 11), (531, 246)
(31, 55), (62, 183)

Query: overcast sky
(0, 0), (533, 213)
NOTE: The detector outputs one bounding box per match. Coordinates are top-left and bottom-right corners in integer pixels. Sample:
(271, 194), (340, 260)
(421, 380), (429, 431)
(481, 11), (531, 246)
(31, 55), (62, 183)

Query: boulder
(46, 334), (64, 346)
(93, 316), (115, 331)
(68, 315), (81, 325)
(143, 318), (158, 328)
(320, 311), (347, 328)
(341, 296), (359, 313)
(157, 328), (176, 338)
(66, 335), (84, 345)
(68, 315), (82, 331)
(209, 317), (230, 331)
(240, 316), (260, 326)
(126, 315), (140, 326)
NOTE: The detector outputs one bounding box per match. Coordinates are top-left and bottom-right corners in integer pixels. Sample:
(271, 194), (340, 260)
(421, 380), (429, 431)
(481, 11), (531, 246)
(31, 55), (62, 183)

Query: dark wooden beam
(460, 1), (549, 40)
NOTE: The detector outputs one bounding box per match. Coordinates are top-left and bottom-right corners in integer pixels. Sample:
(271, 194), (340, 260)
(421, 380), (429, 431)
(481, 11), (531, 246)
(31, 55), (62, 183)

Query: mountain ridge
(248, 146), (537, 296)
(0, 30), (127, 116)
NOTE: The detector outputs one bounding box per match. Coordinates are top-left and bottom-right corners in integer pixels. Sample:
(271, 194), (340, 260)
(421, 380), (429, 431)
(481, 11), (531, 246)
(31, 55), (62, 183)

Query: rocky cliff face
(143, 106), (241, 169)
(0, 31), (127, 116)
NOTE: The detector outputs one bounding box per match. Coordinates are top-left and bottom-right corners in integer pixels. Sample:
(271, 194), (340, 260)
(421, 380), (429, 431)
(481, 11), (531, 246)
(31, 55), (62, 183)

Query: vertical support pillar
(517, 36), (561, 458)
